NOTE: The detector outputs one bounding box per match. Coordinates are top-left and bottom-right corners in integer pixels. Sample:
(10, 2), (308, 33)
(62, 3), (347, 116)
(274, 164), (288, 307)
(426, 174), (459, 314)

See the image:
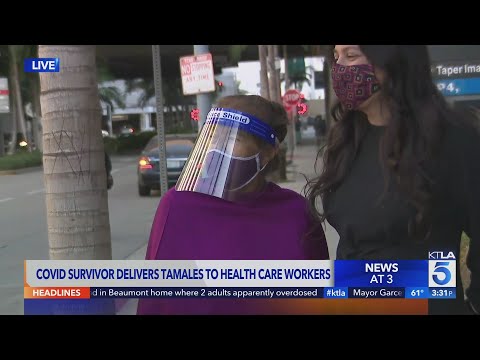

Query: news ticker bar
(25, 258), (458, 289)
(24, 287), (457, 300)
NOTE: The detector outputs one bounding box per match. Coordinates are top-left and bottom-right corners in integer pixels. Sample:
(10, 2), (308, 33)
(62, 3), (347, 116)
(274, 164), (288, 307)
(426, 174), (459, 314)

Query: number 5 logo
(429, 260), (456, 287)
(433, 262), (451, 285)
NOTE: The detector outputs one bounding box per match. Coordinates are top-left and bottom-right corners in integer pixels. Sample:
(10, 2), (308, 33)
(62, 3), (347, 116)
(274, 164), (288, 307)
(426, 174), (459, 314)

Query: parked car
(118, 127), (135, 138)
(137, 136), (194, 196)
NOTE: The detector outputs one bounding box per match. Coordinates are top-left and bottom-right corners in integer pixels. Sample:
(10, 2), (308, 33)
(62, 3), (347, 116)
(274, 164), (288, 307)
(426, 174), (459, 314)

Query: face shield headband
(205, 107), (278, 146)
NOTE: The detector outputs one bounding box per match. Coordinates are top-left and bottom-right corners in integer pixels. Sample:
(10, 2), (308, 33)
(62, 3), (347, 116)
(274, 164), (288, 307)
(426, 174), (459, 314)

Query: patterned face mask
(331, 62), (381, 110)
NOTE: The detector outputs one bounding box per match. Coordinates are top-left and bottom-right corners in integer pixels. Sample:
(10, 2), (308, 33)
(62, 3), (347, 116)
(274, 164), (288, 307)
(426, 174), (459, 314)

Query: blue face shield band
(176, 108), (278, 200)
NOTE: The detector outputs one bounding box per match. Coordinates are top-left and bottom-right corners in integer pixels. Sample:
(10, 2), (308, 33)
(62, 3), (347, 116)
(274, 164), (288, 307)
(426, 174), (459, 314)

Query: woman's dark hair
(305, 45), (476, 240)
(216, 94), (288, 173)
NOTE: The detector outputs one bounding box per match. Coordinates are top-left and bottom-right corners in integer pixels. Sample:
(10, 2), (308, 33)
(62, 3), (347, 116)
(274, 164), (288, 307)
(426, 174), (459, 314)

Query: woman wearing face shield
(137, 95), (329, 315)
(305, 45), (480, 315)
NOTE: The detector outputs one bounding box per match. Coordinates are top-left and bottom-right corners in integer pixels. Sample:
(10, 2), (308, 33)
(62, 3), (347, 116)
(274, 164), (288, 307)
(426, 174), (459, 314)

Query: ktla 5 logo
(428, 251), (456, 287)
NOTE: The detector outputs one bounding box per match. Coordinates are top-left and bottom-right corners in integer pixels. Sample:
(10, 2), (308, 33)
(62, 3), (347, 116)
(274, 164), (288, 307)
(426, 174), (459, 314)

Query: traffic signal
(297, 103), (308, 115)
(190, 108), (200, 121)
(215, 80), (224, 93)
(297, 97), (308, 115)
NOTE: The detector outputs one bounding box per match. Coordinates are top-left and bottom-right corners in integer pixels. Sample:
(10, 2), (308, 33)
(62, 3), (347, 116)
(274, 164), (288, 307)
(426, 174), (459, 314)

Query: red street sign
(283, 89), (301, 106)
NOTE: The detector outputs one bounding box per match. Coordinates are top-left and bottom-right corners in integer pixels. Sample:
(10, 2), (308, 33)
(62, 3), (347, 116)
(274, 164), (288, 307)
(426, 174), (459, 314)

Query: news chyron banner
(24, 252), (457, 314)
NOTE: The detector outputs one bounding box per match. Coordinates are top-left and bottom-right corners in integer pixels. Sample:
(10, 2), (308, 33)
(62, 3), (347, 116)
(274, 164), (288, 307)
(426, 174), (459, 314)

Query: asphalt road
(0, 155), (160, 315)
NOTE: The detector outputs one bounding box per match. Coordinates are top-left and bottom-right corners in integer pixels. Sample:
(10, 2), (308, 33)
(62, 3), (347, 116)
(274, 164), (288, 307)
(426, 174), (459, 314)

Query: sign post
(180, 51), (215, 132)
(180, 53), (216, 95)
(0, 78), (9, 156)
(152, 45), (169, 197)
(282, 89), (302, 161)
(0, 78), (9, 113)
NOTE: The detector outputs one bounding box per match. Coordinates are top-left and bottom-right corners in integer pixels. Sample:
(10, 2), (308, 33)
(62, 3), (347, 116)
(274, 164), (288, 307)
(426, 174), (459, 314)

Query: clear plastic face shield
(176, 108), (278, 201)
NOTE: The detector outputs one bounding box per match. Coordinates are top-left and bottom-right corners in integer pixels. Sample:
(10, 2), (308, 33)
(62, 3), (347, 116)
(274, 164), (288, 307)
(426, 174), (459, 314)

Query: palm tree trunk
(258, 45), (270, 99)
(267, 45), (280, 103)
(257, 45), (290, 183)
(39, 45), (112, 261)
(7, 81), (17, 154)
(274, 45), (282, 101)
(283, 45), (296, 164)
(31, 73), (43, 151)
(283, 45), (290, 90)
(9, 45), (29, 151)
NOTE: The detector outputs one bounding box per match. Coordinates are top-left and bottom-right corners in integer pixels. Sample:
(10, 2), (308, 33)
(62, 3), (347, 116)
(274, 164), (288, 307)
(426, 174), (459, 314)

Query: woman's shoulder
(266, 182), (310, 206)
(159, 187), (178, 203)
(163, 183), (310, 210)
(156, 187), (203, 211)
(163, 186), (216, 204)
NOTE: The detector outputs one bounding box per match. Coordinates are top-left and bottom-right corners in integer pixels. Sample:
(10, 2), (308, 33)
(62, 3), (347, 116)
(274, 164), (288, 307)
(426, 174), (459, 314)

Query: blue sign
(24, 58), (60, 73)
(334, 260), (428, 287)
(435, 77), (480, 96)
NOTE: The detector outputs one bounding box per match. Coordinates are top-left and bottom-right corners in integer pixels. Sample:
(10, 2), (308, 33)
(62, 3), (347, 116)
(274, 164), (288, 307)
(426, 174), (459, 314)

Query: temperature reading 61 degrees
(405, 287), (429, 298)
(411, 289), (424, 297)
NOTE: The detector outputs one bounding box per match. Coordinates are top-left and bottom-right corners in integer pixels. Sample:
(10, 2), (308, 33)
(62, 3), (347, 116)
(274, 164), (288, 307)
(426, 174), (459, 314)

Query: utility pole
(194, 45), (213, 133)
(0, 123), (4, 156)
(283, 45), (296, 163)
(152, 45), (168, 197)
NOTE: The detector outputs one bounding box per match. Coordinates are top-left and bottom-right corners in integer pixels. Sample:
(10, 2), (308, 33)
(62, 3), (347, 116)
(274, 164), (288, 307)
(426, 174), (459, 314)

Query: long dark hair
(305, 45), (473, 240)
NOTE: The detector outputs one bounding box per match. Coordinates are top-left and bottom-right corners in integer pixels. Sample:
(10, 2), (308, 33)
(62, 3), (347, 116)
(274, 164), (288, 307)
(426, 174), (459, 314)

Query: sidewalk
(116, 138), (339, 315)
(116, 243), (148, 315)
(280, 139), (339, 258)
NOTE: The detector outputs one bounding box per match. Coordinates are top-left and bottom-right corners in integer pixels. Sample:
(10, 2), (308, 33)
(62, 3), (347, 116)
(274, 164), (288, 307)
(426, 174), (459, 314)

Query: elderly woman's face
(208, 125), (260, 158)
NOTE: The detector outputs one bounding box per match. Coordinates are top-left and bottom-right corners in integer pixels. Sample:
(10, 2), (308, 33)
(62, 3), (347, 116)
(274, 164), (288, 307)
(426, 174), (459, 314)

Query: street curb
(124, 243), (148, 260)
(0, 166), (43, 176)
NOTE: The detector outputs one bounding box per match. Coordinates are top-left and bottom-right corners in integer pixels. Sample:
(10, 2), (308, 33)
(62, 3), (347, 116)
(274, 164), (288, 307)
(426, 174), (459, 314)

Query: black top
(105, 152), (112, 174)
(324, 121), (480, 315)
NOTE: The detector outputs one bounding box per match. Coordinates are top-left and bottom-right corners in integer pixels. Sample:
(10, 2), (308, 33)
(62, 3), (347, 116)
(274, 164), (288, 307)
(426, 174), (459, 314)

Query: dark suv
(137, 136), (194, 196)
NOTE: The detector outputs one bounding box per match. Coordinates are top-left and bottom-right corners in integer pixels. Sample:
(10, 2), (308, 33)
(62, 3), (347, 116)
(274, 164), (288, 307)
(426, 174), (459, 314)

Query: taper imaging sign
(432, 61), (480, 96)
(431, 61), (480, 79)
(180, 53), (216, 95)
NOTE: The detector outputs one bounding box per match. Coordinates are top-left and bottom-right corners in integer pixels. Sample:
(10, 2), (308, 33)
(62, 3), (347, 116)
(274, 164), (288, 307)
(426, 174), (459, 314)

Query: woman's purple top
(137, 182), (328, 315)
